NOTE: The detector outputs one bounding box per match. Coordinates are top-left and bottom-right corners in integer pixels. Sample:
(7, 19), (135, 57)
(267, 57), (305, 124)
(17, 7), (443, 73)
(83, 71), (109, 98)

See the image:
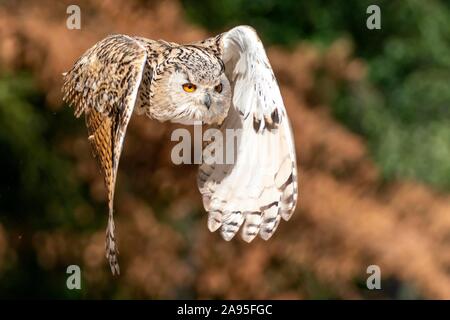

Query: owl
(62, 26), (298, 275)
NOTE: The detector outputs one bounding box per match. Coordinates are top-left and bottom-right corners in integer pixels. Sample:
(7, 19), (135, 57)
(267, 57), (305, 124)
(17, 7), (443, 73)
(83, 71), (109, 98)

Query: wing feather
(198, 26), (298, 242)
(62, 34), (148, 274)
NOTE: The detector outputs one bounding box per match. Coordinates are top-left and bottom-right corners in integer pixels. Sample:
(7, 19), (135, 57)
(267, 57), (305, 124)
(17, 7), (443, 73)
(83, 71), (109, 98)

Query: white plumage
(198, 26), (298, 242)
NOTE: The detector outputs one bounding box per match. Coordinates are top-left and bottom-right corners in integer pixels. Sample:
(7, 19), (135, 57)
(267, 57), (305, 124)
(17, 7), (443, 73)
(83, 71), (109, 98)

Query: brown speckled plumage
(63, 34), (149, 275)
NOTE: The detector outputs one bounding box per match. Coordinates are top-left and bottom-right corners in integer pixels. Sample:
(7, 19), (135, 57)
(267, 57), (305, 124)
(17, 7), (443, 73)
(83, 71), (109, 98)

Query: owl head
(149, 46), (232, 125)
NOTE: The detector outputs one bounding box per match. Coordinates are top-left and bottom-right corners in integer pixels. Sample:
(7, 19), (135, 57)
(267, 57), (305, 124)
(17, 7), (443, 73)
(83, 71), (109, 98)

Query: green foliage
(0, 73), (85, 228)
(336, 0), (450, 188)
(0, 73), (89, 298)
(183, 0), (450, 189)
(182, 0), (374, 47)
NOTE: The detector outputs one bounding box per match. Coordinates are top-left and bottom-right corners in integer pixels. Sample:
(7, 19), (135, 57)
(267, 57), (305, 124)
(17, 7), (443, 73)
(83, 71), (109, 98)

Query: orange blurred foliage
(0, 0), (449, 299)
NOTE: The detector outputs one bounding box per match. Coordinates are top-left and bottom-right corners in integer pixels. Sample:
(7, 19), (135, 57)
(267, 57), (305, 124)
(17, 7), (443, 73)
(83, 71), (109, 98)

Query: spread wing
(62, 34), (148, 275)
(198, 26), (298, 242)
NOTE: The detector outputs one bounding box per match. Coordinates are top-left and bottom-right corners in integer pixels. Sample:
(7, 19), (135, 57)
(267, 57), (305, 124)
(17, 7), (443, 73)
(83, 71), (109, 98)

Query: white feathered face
(167, 70), (231, 125)
(156, 48), (232, 124)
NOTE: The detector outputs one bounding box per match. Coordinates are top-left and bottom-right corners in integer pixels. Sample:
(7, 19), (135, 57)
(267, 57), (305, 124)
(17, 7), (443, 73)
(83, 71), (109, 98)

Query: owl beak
(203, 93), (211, 109)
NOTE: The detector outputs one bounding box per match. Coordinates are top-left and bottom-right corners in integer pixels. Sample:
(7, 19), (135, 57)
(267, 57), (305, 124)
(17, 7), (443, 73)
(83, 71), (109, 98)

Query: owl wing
(198, 26), (298, 242)
(62, 34), (149, 275)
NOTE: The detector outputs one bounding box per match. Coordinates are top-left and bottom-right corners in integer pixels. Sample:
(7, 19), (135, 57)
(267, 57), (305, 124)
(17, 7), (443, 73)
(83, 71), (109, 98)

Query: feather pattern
(197, 26), (298, 242)
(62, 34), (149, 275)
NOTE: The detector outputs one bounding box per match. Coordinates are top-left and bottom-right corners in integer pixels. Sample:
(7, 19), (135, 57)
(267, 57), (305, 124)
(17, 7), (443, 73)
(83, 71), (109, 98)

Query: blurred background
(0, 0), (449, 299)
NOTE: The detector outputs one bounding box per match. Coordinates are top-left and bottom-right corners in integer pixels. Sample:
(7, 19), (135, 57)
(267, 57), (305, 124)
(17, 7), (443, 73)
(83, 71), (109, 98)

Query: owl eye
(182, 83), (197, 93)
(214, 83), (223, 93)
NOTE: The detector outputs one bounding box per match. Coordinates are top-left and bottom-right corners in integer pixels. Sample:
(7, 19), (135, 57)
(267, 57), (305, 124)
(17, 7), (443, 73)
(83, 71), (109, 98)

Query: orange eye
(214, 83), (223, 93)
(182, 83), (197, 92)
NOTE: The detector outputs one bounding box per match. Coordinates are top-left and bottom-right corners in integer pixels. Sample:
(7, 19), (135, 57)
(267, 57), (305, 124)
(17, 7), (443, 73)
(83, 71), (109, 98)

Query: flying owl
(62, 26), (298, 275)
